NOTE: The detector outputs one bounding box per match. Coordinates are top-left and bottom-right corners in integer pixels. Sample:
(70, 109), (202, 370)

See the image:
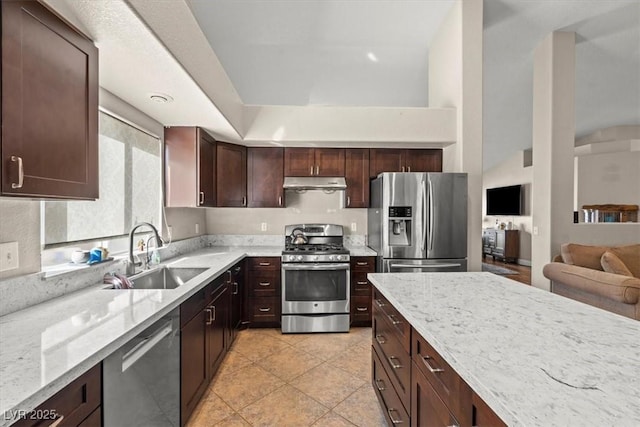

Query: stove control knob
(313, 255), (319, 261)
(297, 255), (303, 261)
(289, 255), (296, 261)
(329, 255), (335, 261)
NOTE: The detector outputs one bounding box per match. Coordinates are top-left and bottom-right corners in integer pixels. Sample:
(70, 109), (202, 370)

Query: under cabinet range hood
(283, 177), (347, 190)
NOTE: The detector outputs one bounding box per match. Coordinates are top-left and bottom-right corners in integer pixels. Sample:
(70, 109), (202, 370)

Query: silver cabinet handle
(388, 314), (401, 325)
(259, 262), (271, 266)
(407, 166), (411, 172)
(387, 408), (403, 424)
(258, 307), (271, 312)
(310, 166), (314, 176)
(356, 261), (368, 266)
(278, 196), (282, 206)
(375, 379), (386, 391)
(347, 196), (351, 207)
(10, 156), (23, 189)
(258, 282), (271, 287)
(422, 355), (444, 373)
(242, 196), (246, 206)
(401, 166), (405, 172)
(205, 307), (213, 325)
(226, 270), (232, 283)
(233, 282), (239, 295)
(388, 356), (402, 369)
(375, 334), (386, 344)
(199, 191), (205, 205)
(357, 281), (368, 285)
(375, 299), (385, 308)
(315, 165), (319, 175)
(211, 305), (216, 321)
(356, 307), (368, 312)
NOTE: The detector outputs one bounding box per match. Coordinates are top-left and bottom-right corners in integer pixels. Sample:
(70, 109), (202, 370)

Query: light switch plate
(0, 241), (19, 272)
(261, 222), (267, 231)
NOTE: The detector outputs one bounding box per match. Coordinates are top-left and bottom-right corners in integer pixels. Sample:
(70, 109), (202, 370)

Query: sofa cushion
(601, 252), (633, 277)
(561, 244), (608, 270)
(609, 244), (640, 278)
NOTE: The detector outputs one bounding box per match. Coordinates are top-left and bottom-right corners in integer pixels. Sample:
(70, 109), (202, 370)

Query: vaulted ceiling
(53, 0), (639, 171)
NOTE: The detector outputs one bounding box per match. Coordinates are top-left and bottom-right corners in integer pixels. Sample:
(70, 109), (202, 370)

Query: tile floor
(187, 327), (387, 427)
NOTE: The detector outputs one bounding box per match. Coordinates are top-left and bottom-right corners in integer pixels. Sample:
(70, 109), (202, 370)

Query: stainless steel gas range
(281, 224), (350, 333)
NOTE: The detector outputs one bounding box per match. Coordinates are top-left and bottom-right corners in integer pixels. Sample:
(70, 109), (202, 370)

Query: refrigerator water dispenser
(388, 206), (411, 246)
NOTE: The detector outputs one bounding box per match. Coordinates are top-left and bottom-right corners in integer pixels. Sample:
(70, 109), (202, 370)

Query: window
(42, 111), (162, 261)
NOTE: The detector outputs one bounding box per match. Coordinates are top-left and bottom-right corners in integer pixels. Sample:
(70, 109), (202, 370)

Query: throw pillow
(610, 244), (640, 278)
(600, 251), (633, 277)
(560, 243), (608, 270)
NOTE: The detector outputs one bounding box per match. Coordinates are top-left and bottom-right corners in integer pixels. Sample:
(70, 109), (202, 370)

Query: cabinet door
(207, 285), (229, 377)
(198, 129), (216, 207)
(405, 149), (442, 172)
(181, 310), (208, 425)
(1, 1), (98, 199)
(345, 149), (369, 208)
(411, 364), (459, 427)
(229, 261), (244, 345)
(217, 142), (247, 207)
(314, 148), (345, 176)
(247, 147), (284, 207)
(284, 148), (315, 176)
(369, 149), (403, 178)
(473, 392), (507, 427)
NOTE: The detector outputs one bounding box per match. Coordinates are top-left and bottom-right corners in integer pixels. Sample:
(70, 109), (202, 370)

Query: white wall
(576, 151), (640, 208)
(205, 191), (366, 236)
(482, 151), (533, 264)
(429, 0), (484, 272)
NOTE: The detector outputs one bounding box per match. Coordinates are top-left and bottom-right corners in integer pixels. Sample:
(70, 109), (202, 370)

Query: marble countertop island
(367, 272), (640, 427)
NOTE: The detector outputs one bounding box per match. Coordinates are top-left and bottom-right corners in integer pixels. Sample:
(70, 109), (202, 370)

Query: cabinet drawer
(180, 286), (209, 328)
(373, 310), (411, 406)
(411, 361), (459, 427)
(351, 256), (375, 272)
(248, 257), (281, 271)
(372, 346), (410, 427)
(247, 271), (280, 297)
(373, 288), (411, 353)
(351, 295), (372, 324)
(351, 272), (371, 296)
(248, 297), (281, 323)
(473, 392), (507, 427)
(413, 330), (472, 425)
(13, 364), (101, 427)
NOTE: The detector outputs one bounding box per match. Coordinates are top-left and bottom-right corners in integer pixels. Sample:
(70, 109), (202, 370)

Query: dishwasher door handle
(122, 321), (173, 372)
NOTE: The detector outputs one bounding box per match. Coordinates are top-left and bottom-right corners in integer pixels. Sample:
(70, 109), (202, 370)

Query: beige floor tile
(311, 411), (357, 427)
(216, 350), (254, 377)
(212, 364), (285, 411)
(332, 383), (387, 427)
(327, 343), (372, 382)
(239, 385), (329, 427)
(291, 363), (366, 408)
(231, 331), (292, 362)
(213, 413), (251, 426)
(186, 391), (235, 426)
(294, 334), (353, 361)
(256, 345), (324, 382)
(261, 328), (315, 345)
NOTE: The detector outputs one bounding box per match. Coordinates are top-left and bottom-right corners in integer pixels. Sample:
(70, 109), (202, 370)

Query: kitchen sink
(104, 267), (208, 290)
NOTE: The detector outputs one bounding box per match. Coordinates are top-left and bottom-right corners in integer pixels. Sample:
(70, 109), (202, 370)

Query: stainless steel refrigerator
(368, 172), (468, 272)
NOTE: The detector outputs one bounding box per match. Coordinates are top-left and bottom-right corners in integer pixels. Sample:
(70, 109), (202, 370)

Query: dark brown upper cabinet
(369, 148), (442, 178)
(284, 148), (345, 177)
(164, 127), (216, 207)
(344, 149), (369, 208)
(1, 1), (99, 199)
(247, 147), (284, 208)
(216, 142), (247, 207)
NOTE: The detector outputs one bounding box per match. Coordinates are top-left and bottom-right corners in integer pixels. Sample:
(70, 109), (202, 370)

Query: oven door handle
(282, 263), (351, 271)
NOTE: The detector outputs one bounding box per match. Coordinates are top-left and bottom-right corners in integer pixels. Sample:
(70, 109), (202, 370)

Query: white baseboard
(518, 258), (532, 267)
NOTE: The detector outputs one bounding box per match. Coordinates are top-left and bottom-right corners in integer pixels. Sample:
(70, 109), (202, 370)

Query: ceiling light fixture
(367, 52), (379, 63)
(149, 93), (174, 103)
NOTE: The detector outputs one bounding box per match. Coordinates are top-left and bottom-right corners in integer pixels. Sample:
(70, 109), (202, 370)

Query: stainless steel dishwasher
(103, 307), (180, 427)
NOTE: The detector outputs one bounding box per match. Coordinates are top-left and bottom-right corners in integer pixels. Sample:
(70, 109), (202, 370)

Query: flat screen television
(486, 185), (522, 216)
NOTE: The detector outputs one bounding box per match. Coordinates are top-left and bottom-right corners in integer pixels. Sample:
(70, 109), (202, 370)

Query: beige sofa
(543, 243), (640, 320)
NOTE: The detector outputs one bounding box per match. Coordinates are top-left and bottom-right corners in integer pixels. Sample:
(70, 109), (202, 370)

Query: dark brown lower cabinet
(411, 361), (460, 427)
(473, 393), (507, 427)
(13, 364), (101, 427)
(350, 257), (375, 326)
(246, 257), (281, 328)
(207, 284), (228, 376)
(372, 346), (410, 426)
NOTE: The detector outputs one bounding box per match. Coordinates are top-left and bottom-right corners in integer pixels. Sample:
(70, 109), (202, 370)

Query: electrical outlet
(261, 222), (268, 232)
(195, 223), (200, 234)
(351, 222), (357, 232)
(0, 242), (19, 272)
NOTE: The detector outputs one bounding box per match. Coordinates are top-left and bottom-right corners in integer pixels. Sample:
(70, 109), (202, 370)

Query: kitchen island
(367, 272), (640, 426)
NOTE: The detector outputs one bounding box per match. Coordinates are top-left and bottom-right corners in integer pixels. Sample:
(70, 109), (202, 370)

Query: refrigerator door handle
(428, 178), (434, 251)
(421, 180), (427, 252)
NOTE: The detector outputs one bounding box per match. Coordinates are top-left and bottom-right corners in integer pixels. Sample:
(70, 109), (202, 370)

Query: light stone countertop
(0, 246), (283, 426)
(367, 272), (640, 427)
(345, 245), (377, 257)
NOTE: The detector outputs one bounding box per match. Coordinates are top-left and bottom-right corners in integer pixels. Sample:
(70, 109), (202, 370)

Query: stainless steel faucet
(127, 222), (163, 276)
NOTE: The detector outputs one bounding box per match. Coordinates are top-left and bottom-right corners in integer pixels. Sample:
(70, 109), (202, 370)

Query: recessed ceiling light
(149, 93), (174, 103)
(367, 52), (379, 63)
